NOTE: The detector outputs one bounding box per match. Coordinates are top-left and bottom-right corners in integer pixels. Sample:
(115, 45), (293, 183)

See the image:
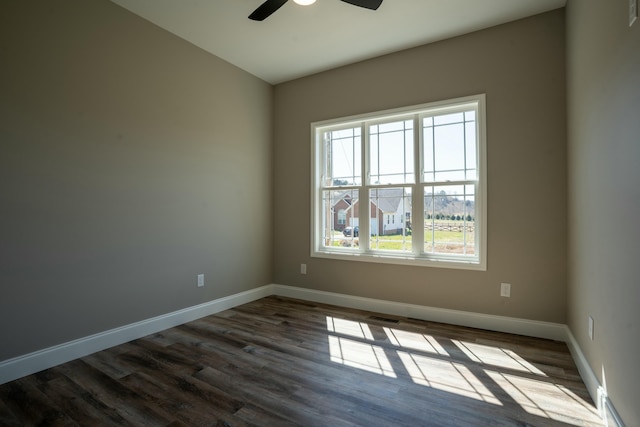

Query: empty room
(1, 0), (638, 426)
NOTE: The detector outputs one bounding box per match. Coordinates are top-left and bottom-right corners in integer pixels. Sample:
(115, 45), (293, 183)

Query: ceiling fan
(249, 0), (383, 21)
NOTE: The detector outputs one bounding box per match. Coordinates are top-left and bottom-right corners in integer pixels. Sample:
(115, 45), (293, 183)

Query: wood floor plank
(120, 370), (249, 427)
(53, 359), (175, 425)
(193, 366), (354, 427)
(0, 295), (603, 426)
(0, 376), (79, 426)
(0, 394), (25, 427)
(232, 402), (299, 427)
(38, 375), (129, 426)
(82, 349), (134, 380)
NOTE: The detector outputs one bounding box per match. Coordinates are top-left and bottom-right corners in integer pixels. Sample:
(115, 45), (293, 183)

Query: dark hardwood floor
(0, 296), (603, 426)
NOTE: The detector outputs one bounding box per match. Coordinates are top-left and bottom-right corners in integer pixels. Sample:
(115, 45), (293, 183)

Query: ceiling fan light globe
(293, 0), (316, 5)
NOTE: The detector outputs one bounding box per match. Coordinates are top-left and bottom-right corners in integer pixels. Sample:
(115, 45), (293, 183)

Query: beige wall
(0, 0), (273, 361)
(566, 1), (640, 425)
(274, 10), (567, 323)
(3, 2), (637, 424)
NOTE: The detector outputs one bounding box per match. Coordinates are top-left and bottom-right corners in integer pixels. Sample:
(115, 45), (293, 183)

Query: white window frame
(310, 94), (487, 270)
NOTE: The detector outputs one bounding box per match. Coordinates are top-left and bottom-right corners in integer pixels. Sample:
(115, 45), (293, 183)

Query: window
(337, 209), (347, 226)
(311, 95), (486, 270)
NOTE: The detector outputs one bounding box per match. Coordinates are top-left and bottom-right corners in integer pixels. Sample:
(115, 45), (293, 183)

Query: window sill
(311, 250), (486, 271)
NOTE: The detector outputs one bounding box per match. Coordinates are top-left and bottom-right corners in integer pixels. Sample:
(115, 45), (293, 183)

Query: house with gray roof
(333, 188), (410, 236)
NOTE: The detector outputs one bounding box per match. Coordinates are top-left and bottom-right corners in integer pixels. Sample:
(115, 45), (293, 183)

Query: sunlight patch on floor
(383, 327), (449, 356)
(453, 340), (547, 376)
(328, 336), (396, 378)
(326, 316), (375, 341)
(323, 315), (601, 425)
(398, 351), (502, 405)
(485, 371), (602, 425)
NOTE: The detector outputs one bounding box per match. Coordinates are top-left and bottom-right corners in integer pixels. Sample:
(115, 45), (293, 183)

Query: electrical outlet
(588, 316), (594, 340)
(197, 274), (204, 288)
(500, 283), (511, 297)
(300, 263), (307, 275)
(631, 0), (638, 26)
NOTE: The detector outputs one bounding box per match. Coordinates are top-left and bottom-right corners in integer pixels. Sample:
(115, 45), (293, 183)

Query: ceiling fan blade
(340, 0), (383, 11)
(249, 0), (289, 21)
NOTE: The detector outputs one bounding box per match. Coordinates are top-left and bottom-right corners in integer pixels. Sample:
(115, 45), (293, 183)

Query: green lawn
(328, 223), (474, 253)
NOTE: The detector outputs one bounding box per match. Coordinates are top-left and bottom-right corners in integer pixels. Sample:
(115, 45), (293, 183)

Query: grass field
(328, 222), (475, 253)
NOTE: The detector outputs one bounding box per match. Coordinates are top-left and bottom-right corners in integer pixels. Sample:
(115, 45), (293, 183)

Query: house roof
(370, 188), (405, 213)
(334, 187), (405, 214)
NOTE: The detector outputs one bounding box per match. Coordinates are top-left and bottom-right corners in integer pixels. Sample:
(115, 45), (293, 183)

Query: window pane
(324, 128), (361, 186)
(465, 121), (477, 180)
(434, 123), (465, 181)
(423, 110), (477, 183)
(465, 110), (476, 121)
(369, 120), (414, 185)
(322, 189), (360, 249)
(424, 123), (435, 182)
(424, 185), (475, 255)
(369, 187), (412, 252)
(433, 112), (464, 126)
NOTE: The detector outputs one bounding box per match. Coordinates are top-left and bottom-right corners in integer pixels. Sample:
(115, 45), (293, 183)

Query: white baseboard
(0, 282), (624, 427)
(564, 327), (626, 427)
(271, 284), (567, 341)
(0, 285), (273, 385)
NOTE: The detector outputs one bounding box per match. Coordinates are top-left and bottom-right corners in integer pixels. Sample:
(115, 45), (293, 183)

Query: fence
(425, 222), (475, 233)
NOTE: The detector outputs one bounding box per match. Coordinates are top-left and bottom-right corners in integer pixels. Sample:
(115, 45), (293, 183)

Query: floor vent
(369, 316), (400, 323)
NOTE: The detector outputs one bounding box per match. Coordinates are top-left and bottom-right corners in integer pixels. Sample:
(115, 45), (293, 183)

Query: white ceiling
(110, 0), (566, 84)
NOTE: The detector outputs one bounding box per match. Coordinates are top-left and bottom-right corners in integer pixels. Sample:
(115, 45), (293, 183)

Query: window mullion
(360, 122), (369, 252)
(463, 112), (468, 181)
(413, 115), (423, 255)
